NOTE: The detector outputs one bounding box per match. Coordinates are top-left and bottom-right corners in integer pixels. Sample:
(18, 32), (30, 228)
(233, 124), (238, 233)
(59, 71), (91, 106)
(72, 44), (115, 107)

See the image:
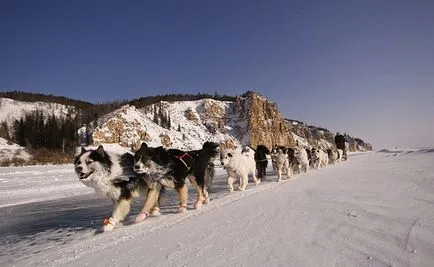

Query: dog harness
(103, 217), (115, 226)
(177, 153), (193, 170)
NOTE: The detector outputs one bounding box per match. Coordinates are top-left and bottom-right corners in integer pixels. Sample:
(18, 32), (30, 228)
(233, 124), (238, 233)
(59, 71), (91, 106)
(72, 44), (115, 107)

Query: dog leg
(103, 198), (132, 231)
(253, 173), (261, 185)
(204, 165), (214, 191)
(239, 175), (247, 191)
(238, 176), (244, 190)
(203, 189), (210, 204)
(288, 167), (295, 180)
(135, 187), (161, 223)
(196, 187), (209, 208)
(176, 184), (188, 213)
(189, 176), (207, 209)
(151, 187), (165, 216)
(277, 169), (282, 182)
(150, 207), (160, 216)
(227, 176), (235, 192)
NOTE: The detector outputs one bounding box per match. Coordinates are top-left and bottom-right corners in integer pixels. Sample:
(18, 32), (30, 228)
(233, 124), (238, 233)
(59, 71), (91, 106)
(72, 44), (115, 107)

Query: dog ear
(139, 142), (148, 151)
(96, 145), (105, 157)
(81, 147), (86, 154)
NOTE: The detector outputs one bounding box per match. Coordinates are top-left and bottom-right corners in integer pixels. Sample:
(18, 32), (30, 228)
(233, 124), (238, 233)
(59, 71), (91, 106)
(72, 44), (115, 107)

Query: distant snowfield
(1, 149), (433, 266)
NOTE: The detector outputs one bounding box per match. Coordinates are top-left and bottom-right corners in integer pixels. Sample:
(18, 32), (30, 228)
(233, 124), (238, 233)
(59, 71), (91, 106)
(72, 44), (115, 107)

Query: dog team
(74, 141), (346, 232)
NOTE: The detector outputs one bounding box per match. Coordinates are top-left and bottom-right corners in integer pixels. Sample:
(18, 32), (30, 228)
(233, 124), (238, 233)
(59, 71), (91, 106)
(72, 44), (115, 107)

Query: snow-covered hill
(0, 97), (77, 125)
(0, 92), (372, 163)
(88, 99), (239, 150)
(87, 92), (366, 152)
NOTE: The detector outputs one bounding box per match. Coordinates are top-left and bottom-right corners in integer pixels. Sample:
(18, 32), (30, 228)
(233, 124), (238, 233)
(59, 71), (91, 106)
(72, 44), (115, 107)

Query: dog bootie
(203, 195), (210, 204)
(177, 204), (187, 213)
(134, 211), (150, 223)
(150, 207), (161, 217)
(102, 217), (116, 232)
(194, 196), (208, 209)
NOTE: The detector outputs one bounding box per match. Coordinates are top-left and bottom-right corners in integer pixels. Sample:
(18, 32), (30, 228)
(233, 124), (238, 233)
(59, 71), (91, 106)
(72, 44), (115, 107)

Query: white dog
(271, 147), (293, 182)
(294, 147), (309, 173)
(312, 148), (328, 169)
(220, 147), (260, 192)
(326, 149), (338, 165)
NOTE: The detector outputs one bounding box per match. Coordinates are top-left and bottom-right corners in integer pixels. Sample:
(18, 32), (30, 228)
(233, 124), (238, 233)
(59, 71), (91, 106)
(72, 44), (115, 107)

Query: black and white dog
(73, 145), (162, 232)
(133, 141), (220, 216)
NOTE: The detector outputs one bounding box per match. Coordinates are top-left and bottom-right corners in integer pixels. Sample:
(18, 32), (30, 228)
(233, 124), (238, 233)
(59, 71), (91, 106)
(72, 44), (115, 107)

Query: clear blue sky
(1, 0), (433, 149)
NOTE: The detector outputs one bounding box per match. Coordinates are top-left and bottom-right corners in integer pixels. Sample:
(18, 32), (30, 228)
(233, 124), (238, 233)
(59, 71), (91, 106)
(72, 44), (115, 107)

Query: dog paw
(255, 180), (261, 185)
(177, 206), (187, 213)
(194, 201), (203, 209)
(150, 208), (161, 217)
(238, 187), (246, 191)
(102, 224), (115, 232)
(134, 212), (149, 223)
(277, 179), (282, 182)
(102, 217), (116, 231)
(228, 187), (234, 193)
(203, 196), (210, 204)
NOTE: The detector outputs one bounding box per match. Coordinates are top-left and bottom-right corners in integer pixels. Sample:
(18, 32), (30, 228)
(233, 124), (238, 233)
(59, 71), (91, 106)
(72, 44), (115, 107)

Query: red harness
(178, 153), (193, 169)
(178, 153), (192, 160)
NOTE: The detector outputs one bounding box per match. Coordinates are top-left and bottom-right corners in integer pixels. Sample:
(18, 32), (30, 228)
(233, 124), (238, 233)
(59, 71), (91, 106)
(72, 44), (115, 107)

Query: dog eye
(86, 159), (94, 164)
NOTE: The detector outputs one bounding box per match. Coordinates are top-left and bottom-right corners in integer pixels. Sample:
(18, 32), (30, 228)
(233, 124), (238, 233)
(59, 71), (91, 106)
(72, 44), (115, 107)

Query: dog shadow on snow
(1, 173), (277, 250)
(0, 194), (111, 241)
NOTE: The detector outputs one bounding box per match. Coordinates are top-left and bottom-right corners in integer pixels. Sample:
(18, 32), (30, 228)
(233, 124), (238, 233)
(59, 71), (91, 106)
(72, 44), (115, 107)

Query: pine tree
(0, 121), (10, 140)
(153, 105), (159, 125)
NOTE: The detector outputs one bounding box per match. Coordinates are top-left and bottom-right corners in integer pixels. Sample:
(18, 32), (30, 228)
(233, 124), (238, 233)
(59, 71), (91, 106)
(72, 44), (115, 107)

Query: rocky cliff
(85, 91), (372, 151)
(231, 91), (295, 149)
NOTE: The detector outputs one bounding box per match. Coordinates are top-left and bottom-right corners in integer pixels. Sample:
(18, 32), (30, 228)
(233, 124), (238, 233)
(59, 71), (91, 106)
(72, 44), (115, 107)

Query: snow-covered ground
(0, 137), (31, 162)
(1, 149), (433, 266)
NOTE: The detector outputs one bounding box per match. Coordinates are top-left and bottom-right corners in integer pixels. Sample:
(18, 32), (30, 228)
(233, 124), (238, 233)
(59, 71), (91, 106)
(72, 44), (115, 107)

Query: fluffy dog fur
(270, 147), (293, 181)
(133, 141), (220, 215)
(311, 148), (329, 169)
(294, 146), (309, 173)
(73, 145), (162, 231)
(326, 148), (338, 165)
(220, 146), (260, 192)
(326, 148), (344, 165)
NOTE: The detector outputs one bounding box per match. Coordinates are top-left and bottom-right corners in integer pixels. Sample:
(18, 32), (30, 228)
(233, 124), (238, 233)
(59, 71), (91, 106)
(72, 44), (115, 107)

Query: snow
(0, 97), (76, 125)
(1, 149), (434, 266)
(292, 133), (311, 148)
(89, 100), (237, 151)
(0, 137), (31, 162)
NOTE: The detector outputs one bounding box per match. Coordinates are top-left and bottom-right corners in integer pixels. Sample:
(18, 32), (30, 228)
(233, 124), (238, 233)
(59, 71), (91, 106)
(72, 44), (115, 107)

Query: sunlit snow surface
(1, 149), (433, 266)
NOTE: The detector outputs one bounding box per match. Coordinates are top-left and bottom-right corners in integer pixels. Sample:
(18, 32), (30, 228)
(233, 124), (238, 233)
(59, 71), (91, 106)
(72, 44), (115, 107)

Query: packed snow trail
(2, 150), (434, 266)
